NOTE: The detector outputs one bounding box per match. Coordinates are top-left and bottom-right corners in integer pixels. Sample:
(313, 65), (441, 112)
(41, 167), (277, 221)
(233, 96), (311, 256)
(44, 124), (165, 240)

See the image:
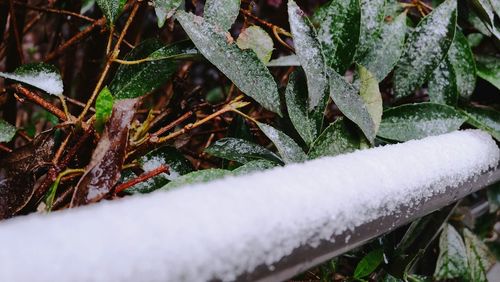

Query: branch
(114, 165), (169, 194)
(14, 85), (67, 121)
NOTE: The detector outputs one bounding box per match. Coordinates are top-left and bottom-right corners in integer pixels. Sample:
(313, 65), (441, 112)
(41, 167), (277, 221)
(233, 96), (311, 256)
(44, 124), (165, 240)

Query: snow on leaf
(161, 169), (231, 190)
(434, 224), (468, 280)
(204, 0), (241, 31)
(204, 137), (283, 164)
(463, 106), (500, 141)
(0, 63), (63, 97)
(313, 0), (360, 73)
(356, 12), (407, 82)
(96, 0), (125, 24)
(267, 55), (301, 67)
(393, 0), (457, 99)
(257, 122), (307, 164)
(476, 55), (500, 90)
(378, 103), (467, 142)
(287, 0), (328, 110)
(95, 87), (114, 133)
(176, 11), (282, 115)
(0, 119), (16, 143)
(428, 57), (458, 106)
(448, 30), (476, 100)
(358, 65), (383, 135)
(153, 0), (182, 28)
(308, 118), (359, 159)
(328, 69), (376, 143)
(464, 228), (496, 282)
(236, 25), (274, 64)
(232, 159), (277, 175)
(355, 0), (385, 61)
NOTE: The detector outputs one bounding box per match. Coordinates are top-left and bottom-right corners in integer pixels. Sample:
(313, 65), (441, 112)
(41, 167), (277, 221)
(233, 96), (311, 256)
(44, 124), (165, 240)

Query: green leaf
(236, 26), (274, 64)
(355, 0), (386, 61)
(393, 0), (457, 98)
(81, 0), (96, 14)
(153, 0), (182, 28)
(176, 11), (282, 115)
(470, 0), (500, 38)
(378, 103), (467, 142)
(161, 169), (231, 190)
(434, 224), (468, 280)
(354, 248), (384, 279)
(357, 12), (407, 82)
(428, 57), (458, 106)
(463, 106), (500, 141)
(204, 0), (241, 30)
(95, 87), (114, 133)
(96, 0), (125, 24)
(464, 228), (496, 282)
(358, 65), (383, 134)
(0, 63), (63, 96)
(313, 0), (361, 73)
(476, 55), (500, 90)
(287, 0), (328, 111)
(232, 159), (277, 175)
(204, 137), (283, 164)
(308, 118), (359, 159)
(285, 70), (317, 146)
(0, 119), (16, 143)
(125, 146), (193, 194)
(267, 55), (300, 67)
(448, 30), (476, 100)
(257, 122), (307, 164)
(109, 39), (189, 99)
(328, 69), (376, 143)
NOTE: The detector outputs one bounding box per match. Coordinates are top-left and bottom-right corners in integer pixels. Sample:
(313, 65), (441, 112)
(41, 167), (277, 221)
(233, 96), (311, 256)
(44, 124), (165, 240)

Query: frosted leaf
(428, 57), (458, 106)
(356, 12), (407, 82)
(490, 0), (500, 16)
(81, 0), (96, 14)
(176, 12), (282, 115)
(358, 65), (383, 135)
(267, 55), (300, 67)
(448, 30), (476, 100)
(476, 55), (500, 90)
(464, 229), (496, 282)
(285, 70), (317, 146)
(313, 0), (360, 73)
(204, 0), (241, 31)
(0, 119), (16, 143)
(308, 118), (359, 159)
(434, 224), (468, 280)
(378, 103), (467, 141)
(153, 0), (182, 28)
(393, 0), (457, 99)
(355, 0), (385, 60)
(236, 26), (274, 64)
(232, 159), (277, 175)
(463, 106), (500, 141)
(287, 0), (328, 110)
(328, 69), (376, 143)
(96, 0), (125, 24)
(0, 63), (63, 97)
(161, 169), (231, 190)
(257, 122), (307, 164)
(204, 137), (283, 164)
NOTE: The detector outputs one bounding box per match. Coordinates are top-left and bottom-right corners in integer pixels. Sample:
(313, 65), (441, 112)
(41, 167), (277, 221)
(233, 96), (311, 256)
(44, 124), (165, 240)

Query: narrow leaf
(463, 106), (500, 141)
(236, 26), (274, 64)
(428, 57), (458, 106)
(257, 122), (307, 164)
(393, 0), (457, 98)
(476, 55), (500, 90)
(358, 65), (383, 134)
(0, 63), (63, 96)
(0, 119), (16, 143)
(434, 224), (468, 280)
(448, 30), (477, 100)
(354, 249), (384, 279)
(464, 229), (496, 282)
(176, 11), (281, 115)
(308, 118), (359, 159)
(205, 137), (283, 164)
(355, 0), (386, 60)
(233, 159), (277, 175)
(161, 169), (231, 190)
(95, 87), (114, 133)
(204, 0), (241, 30)
(378, 103), (467, 142)
(153, 0), (182, 28)
(96, 0), (124, 24)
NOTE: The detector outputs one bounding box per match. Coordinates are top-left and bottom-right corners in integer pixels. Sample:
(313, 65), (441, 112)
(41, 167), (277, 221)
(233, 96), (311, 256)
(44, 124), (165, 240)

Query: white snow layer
(0, 130), (498, 282)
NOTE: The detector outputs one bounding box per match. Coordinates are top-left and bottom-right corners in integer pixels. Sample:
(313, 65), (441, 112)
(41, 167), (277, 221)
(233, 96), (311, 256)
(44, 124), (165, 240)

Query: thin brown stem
(10, 1), (95, 22)
(115, 165), (169, 194)
(152, 111), (194, 136)
(0, 143), (12, 152)
(7, 0), (24, 64)
(14, 85), (67, 121)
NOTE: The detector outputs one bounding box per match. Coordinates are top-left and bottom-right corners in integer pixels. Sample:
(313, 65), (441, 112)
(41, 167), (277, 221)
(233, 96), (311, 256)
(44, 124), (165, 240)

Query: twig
(7, 0), (24, 64)
(0, 143), (12, 152)
(152, 111), (194, 137)
(14, 85), (67, 121)
(9, 1), (95, 22)
(115, 165), (169, 194)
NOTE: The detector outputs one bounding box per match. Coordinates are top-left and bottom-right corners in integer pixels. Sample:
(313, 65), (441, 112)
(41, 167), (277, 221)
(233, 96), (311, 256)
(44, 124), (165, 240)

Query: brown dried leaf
(70, 99), (138, 207)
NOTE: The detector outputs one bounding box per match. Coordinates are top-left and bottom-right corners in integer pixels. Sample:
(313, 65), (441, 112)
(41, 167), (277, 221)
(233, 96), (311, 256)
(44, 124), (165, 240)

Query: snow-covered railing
(0, 130), (499, 282)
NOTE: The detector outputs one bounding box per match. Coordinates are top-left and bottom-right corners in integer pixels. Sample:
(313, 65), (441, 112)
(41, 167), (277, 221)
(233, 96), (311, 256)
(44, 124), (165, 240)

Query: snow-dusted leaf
(204, 0), (241, 30)
(470, 0), (499, 38)
(448, 30), (476, 100)
(95, 87), (114, 133)
(357, 12), (407, 82)
(0, 63), (63, 97)
(176, 11), (281, 115)
(434, 224), (468, 280)
(288, 0), (328, 110)
(354, 249), (384, 279)
(232, 159), (277, 175)
(237, 26), (274, 64)
(358, 65), (382, 134)
(285, 71), (317, 145)
(161, 169), (231, 190)
(328, 69), (376, 143)
(490, 0), (500, 16)
(464, 228), (496, 282)
(355, 0), (385, 60)
(378, 103), (467, 142)
(81, 0), (96, 14)
(313, 0), (361, 73)
(267, 55), (301, 67)
(0, 119), (16, 143)
(257, 122), (307, 164)
(393, 0), (457, 98)
(153, 0), (182, 28)
(476, 55), (500, 90)
(204, 137), (282, 164)
(96, 0), (125, 24)
(463, 106), (500, 141)
(428, 57), (458, 106)
(308, 118), (359, 159)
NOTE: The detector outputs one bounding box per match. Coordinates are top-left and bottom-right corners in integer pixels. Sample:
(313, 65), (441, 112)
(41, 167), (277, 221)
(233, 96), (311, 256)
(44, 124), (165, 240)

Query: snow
(0, 70), (63, 97)
(0, 130), (498, 282)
